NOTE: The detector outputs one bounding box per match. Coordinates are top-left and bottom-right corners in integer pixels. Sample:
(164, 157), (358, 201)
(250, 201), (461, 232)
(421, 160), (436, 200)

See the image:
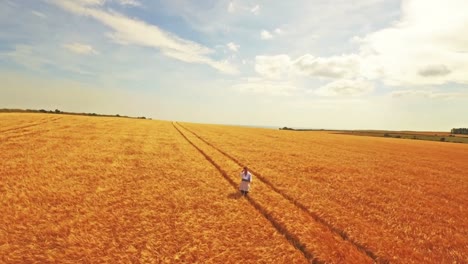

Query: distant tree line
(451, 128), (468, 135)
(279, 127), (326, 131)
(0, 108), (149, 120)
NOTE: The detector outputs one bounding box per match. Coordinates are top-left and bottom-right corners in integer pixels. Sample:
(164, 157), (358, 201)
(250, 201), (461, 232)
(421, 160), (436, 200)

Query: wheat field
(1, 113), (467, 263)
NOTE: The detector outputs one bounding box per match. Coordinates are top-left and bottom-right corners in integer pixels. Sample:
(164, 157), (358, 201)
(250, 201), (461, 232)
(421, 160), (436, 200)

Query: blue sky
(1, 0), (467, 130)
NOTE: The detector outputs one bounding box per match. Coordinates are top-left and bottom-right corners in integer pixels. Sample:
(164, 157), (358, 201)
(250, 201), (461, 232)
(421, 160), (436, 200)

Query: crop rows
(174, 122), (376, 263)
(1, 114), (306, 263)
(2, 113), (466, 263)
(180, 122), (468, 263)
(0, 114), (63, 134)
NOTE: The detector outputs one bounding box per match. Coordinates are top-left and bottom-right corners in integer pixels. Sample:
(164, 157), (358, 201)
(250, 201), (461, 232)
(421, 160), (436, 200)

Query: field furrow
(2, 113), (466, 263)
(0, 115), (63, 134)
(1, 114), (307, 263)
(181, 122), (468, 263)
(172, 123), (315, 263)
(177, 122), (389, 262)
(174, 122), (376, 264)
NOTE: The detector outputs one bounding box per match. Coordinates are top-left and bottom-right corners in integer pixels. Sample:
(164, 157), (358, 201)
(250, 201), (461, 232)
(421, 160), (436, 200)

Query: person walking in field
(239, 166), (252, 196)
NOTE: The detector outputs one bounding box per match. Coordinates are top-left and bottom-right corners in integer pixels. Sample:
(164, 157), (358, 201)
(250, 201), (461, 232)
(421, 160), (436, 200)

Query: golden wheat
(0, 114), (304, 263)
(2, 113), (466, 263)
(180, 122), (468, 263)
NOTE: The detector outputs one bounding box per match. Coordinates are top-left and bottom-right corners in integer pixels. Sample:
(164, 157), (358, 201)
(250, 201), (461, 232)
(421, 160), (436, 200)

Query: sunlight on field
(181, 122), (468, 263)
(0, 113), (303, 263)
(1, 113), (467, 263)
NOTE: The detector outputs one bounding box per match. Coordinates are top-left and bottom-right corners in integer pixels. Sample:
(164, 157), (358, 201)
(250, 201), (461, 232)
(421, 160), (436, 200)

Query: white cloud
(49, 0), (237, 74)
(77, 0), (106, 6)
(418, 64), (451, 77)
(358, 0), (468, 86)
(2, 45), (48, 70)
(255, 55), (291, 79)
(315, 79), (374, 97)
(250, 4), (260, 15)
(252, 0), (468, 89)
(260, 28), (284, 40)
(260, 30), (273, 40)
(63, 42), (98, 55)
(232, 77), (300, 96)
(227, 42), (240, 52)
(227, 1), (260, 15)
(117, 0), (141, 7)
(293, 54), (360, 79)
(31, 10), (47, 18)
(2, 44), (93, 74)
(255, 53), (360, 79)
(227, 1), (235, 13)
(71, 0), (141, 6)
(391, 90), (468, 99)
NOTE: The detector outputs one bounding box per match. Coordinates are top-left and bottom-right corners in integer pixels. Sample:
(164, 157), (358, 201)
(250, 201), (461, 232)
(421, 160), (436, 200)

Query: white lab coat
(239, 171), (252, 192)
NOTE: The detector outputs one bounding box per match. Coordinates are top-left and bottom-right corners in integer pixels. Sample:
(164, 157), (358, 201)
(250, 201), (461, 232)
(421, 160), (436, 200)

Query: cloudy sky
(1, 0), (467, 130)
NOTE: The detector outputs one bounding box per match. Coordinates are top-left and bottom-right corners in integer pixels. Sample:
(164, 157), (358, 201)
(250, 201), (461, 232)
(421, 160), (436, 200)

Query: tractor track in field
(172, 122), (322, 264)
(0, 117), (63, 134)
(0, 130), (50, 142)
(175, 122), (387, 264)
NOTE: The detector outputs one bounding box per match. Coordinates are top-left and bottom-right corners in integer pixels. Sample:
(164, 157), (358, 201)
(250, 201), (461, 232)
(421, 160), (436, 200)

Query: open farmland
(334, 130), (468, 144)
(0, 113), (304, 263)
(1, 113), (467, 263)
(179, 122), (468, 263)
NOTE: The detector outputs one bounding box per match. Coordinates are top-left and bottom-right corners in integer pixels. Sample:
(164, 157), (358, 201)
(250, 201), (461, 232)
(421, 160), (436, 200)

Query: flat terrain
(335, 130), (468, 144)
(1, 113), (467, 263)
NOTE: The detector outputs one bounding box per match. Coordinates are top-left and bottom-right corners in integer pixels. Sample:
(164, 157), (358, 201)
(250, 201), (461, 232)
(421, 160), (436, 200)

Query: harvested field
(1, 113), (467, 263)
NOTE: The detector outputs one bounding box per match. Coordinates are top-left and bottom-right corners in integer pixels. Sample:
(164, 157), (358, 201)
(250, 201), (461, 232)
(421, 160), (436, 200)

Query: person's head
(243, 166), (248, 173)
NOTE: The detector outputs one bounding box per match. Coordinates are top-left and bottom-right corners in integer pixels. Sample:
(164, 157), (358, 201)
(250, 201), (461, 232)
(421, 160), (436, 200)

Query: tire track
(172, 122), (321, 264)
(0, 117), (63, 134)
(176, 122), (387, 263)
